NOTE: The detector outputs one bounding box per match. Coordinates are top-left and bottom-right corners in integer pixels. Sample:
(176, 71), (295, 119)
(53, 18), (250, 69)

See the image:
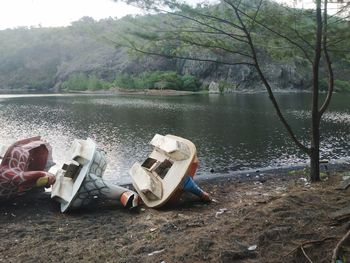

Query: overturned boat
(129, 134), (210, 208)
(51, 138), (139, 212)
(0, 136), (55, 200)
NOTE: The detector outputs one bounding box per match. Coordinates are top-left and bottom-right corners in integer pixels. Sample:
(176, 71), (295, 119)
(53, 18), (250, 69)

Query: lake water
(0, 92), (349, 183)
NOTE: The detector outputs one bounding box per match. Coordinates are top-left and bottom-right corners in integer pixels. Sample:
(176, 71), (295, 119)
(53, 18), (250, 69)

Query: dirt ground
(1, 170), (350, 263)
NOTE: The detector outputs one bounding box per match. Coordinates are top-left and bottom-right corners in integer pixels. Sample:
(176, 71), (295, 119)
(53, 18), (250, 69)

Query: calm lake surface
(0, 93), (349, 183)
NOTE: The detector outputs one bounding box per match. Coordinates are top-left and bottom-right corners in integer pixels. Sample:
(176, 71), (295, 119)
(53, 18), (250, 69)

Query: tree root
(300, 245), (313, 263)
(284, 237), (337, 261)
(332, 229), (350, 262)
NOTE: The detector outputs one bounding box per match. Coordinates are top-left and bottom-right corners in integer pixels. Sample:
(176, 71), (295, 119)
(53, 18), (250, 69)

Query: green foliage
(320, 172), (328, 181)
(218, 81), (233, 93)
(61, 73), (88, 91)
(181, 75), (200, 91)
(114, 71), (201, 91)
(114, 73), (136, 89)
(61, 73), (111, 91)
(319, 78), (328, 91)
(321, 78), (350, 92)
(334, 80), (350, 92)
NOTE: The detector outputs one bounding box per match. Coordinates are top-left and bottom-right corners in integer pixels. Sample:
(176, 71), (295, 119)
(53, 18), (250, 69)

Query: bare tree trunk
(309, 0), (323, 182)
(310, 138), (320, 182)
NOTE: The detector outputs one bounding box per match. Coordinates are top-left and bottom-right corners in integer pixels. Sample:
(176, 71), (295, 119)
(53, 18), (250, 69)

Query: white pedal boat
(129, 134), (210, 208)
(51, 138), (139, 212)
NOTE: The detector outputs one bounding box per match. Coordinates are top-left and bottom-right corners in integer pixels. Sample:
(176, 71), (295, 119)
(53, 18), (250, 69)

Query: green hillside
(0, 1), (349, 93)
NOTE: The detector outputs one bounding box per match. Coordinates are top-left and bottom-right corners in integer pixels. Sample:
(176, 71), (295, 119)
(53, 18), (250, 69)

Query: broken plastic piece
(248, 245), (257, 251)
(0, 137), (55, 200)
(120, 191), (140, 209)
(51, 138), (139, 212)
(215, 208), (228, 218)
(148, 249), (166, 256)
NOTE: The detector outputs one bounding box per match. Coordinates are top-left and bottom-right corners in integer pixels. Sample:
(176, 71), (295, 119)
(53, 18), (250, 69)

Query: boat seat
(130, 163), (163, 200)
(150, 134), (190, 161)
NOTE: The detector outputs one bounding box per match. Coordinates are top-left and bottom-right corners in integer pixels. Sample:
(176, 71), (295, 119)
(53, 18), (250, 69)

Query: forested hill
(0, 4), (349, 93)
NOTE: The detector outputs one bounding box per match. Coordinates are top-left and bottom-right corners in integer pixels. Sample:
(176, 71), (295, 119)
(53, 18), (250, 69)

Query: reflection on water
(0, 93), (349, 183)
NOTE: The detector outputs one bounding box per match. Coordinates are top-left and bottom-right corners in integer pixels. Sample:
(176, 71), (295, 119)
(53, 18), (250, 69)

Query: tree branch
(185, 7), (244, 31)
(173, 37), (253, 59)
(223, 0), (313, 64)
(328, 2), (350, 20)
(327, 37), (348, 48)
(319, 0), (334, 117)
(227, 0), (309, 154)
(148, 31), (252, 58)
(133, 46), (254, 66)
(162, 9), (249, 44)
(248, 0), (263, 33)
(110, 37), (255, 67)
(291, 27), (314, 50)
(328, 13), (350, 26)
(155, 29), (247, 39)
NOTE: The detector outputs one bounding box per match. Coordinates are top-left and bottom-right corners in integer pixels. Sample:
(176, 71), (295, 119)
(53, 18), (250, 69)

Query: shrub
(334, 79), (350, 92)
(114, 71), (201, 91)
(61, 73), (112, 91)
(181, 75), (200, 91)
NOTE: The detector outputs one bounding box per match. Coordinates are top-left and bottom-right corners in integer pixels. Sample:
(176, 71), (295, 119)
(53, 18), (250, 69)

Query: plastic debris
(150, 227), (158, 232)
(215, 208), (228, 218)
(148, 249), (166, 256)
(248, 245), (257, 251)
(211, 198), (219, 203)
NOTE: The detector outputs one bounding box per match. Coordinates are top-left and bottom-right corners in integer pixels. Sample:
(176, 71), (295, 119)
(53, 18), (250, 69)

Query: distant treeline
(61, 71), (201, 91)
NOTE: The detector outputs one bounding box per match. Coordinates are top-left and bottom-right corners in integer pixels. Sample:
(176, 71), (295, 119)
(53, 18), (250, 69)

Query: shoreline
(195, 158), (350, 183)
(1, 169), (350, 262)
(0, 88), (345, 98)
(0, 88), (316, 97)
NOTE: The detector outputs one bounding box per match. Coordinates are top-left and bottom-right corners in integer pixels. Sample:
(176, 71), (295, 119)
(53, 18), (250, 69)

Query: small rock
(196, 238), (214, 251)
(343, 176), (350, 181)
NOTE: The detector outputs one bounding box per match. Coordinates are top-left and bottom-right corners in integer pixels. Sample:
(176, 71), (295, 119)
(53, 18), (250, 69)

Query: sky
(0, 0), (346, 30)
(0, 0), (143, 30)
